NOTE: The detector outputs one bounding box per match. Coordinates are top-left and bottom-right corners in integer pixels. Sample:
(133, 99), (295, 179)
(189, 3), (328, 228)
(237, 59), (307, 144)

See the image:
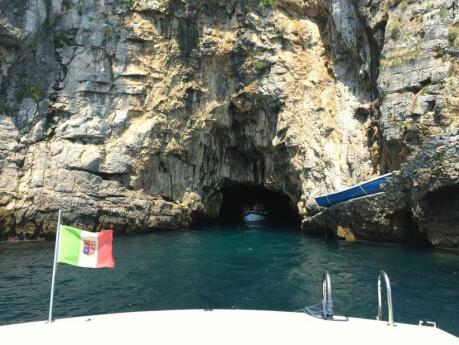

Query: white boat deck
(1, 309), (457, 345)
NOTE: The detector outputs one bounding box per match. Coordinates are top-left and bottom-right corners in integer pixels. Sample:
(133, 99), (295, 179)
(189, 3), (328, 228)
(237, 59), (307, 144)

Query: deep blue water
(0, 225), (458, 335)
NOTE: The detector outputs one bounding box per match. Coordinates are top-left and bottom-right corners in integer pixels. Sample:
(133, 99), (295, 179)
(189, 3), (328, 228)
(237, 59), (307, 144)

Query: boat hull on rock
(315, 173), (393, 208)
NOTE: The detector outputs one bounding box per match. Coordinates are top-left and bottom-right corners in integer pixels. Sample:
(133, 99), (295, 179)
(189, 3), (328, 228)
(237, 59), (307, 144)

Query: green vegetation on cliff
(16, 84), (44, 103)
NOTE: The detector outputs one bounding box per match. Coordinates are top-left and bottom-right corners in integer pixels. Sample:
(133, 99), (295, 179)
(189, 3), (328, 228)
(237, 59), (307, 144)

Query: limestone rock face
(374, 0), (459, 170)
(402, 130), (459, 248)
(0, 0), (457, 247)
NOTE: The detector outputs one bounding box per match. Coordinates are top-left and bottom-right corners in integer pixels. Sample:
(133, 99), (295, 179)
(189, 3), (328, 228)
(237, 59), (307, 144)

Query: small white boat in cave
(243, 211), (268, 223)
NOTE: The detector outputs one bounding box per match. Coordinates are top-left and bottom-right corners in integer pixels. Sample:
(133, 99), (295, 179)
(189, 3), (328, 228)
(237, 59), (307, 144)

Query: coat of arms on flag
(83, 240), (96, 256)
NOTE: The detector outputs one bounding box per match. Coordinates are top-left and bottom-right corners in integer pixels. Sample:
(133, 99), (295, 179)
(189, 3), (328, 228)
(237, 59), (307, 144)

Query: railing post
(377, 271), (394, 326)
(322, 272), (333, 320)
(48, 210), (61, 323)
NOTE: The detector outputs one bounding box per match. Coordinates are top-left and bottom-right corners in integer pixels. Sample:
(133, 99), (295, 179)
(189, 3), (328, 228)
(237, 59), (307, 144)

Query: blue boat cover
(315, 174), (391, 207)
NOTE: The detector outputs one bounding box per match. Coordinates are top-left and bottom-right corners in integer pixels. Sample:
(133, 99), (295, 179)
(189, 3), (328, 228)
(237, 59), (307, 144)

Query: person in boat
(244, 204), (255, 214)
(244, 204), (266, 214)
(251, 204), (264, 213)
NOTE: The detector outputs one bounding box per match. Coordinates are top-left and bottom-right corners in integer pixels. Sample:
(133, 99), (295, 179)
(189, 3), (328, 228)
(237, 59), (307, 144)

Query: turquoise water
(0, 225), (458, 335)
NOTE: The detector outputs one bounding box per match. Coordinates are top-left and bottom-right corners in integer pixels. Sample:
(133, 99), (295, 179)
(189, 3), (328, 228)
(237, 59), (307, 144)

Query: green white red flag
(58, 225), (115, 268)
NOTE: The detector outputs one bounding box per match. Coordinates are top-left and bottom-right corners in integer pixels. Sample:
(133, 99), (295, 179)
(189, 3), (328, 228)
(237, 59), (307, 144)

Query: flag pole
(48, 209), (61, 323)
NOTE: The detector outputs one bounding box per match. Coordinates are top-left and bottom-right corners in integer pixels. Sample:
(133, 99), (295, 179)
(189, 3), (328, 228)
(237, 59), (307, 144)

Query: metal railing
(377, 270), (395, 326)
(322, 271), (333, 320)
(419, 320), (437, 328)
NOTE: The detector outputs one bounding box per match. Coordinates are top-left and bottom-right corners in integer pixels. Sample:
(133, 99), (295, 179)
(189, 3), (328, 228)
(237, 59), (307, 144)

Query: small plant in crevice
(125, 0), (134, 9)
(16, 84), (44, 103)
(54, 32), (73, 48)
(381, 43), (422, 67)
(77, 4), (84, 16)
(115, 0), (134, 12)
(439, 5), (449, 20)
(397, 120), (406, 132)
(260, 0), (276, 7)
(114, 30), (122, 42)
(254, 60), (269, 72)
(0, 104), (13, 117)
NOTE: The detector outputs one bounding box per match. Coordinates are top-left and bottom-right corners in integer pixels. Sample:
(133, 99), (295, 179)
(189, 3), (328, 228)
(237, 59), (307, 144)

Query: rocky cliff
(0, 0), (457, 247)
(303, 130), (459, 249)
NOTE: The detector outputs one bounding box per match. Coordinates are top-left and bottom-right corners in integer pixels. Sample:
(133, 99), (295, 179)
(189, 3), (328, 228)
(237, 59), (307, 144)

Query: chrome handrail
(377, 271), (394, 326)
(322, 271), (333, 320)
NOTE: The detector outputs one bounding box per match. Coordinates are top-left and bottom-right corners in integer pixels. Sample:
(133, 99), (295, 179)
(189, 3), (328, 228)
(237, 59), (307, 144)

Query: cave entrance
(217, 184), (301, 227)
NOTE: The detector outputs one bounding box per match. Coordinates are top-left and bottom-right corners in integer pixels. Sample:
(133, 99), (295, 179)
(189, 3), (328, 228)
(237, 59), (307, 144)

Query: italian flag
(58, 225), (115, 268)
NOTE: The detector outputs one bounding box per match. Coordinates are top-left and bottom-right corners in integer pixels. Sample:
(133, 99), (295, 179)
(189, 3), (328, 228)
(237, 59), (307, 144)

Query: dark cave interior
(217, 184), (301, 226)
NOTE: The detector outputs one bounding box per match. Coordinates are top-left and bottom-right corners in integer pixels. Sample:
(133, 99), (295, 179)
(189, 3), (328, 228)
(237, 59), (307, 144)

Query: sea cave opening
(216, 184), (301, 227)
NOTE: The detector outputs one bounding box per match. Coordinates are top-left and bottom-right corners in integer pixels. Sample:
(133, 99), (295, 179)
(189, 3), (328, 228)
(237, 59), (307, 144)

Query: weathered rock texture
(302, 174), (415, 243)
(0, 0), (457, 247)
(302, 130), (459, 249)
(402, 130), (459, 248)
(376, 0), (459, 171)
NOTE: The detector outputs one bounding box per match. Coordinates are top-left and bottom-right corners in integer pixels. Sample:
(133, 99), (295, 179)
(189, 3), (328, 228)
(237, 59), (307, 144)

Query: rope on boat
(358, 185), (368, 195)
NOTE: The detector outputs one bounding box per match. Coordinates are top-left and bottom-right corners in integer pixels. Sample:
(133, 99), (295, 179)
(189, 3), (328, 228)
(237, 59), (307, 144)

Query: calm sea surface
(0, 225), (458, 335)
